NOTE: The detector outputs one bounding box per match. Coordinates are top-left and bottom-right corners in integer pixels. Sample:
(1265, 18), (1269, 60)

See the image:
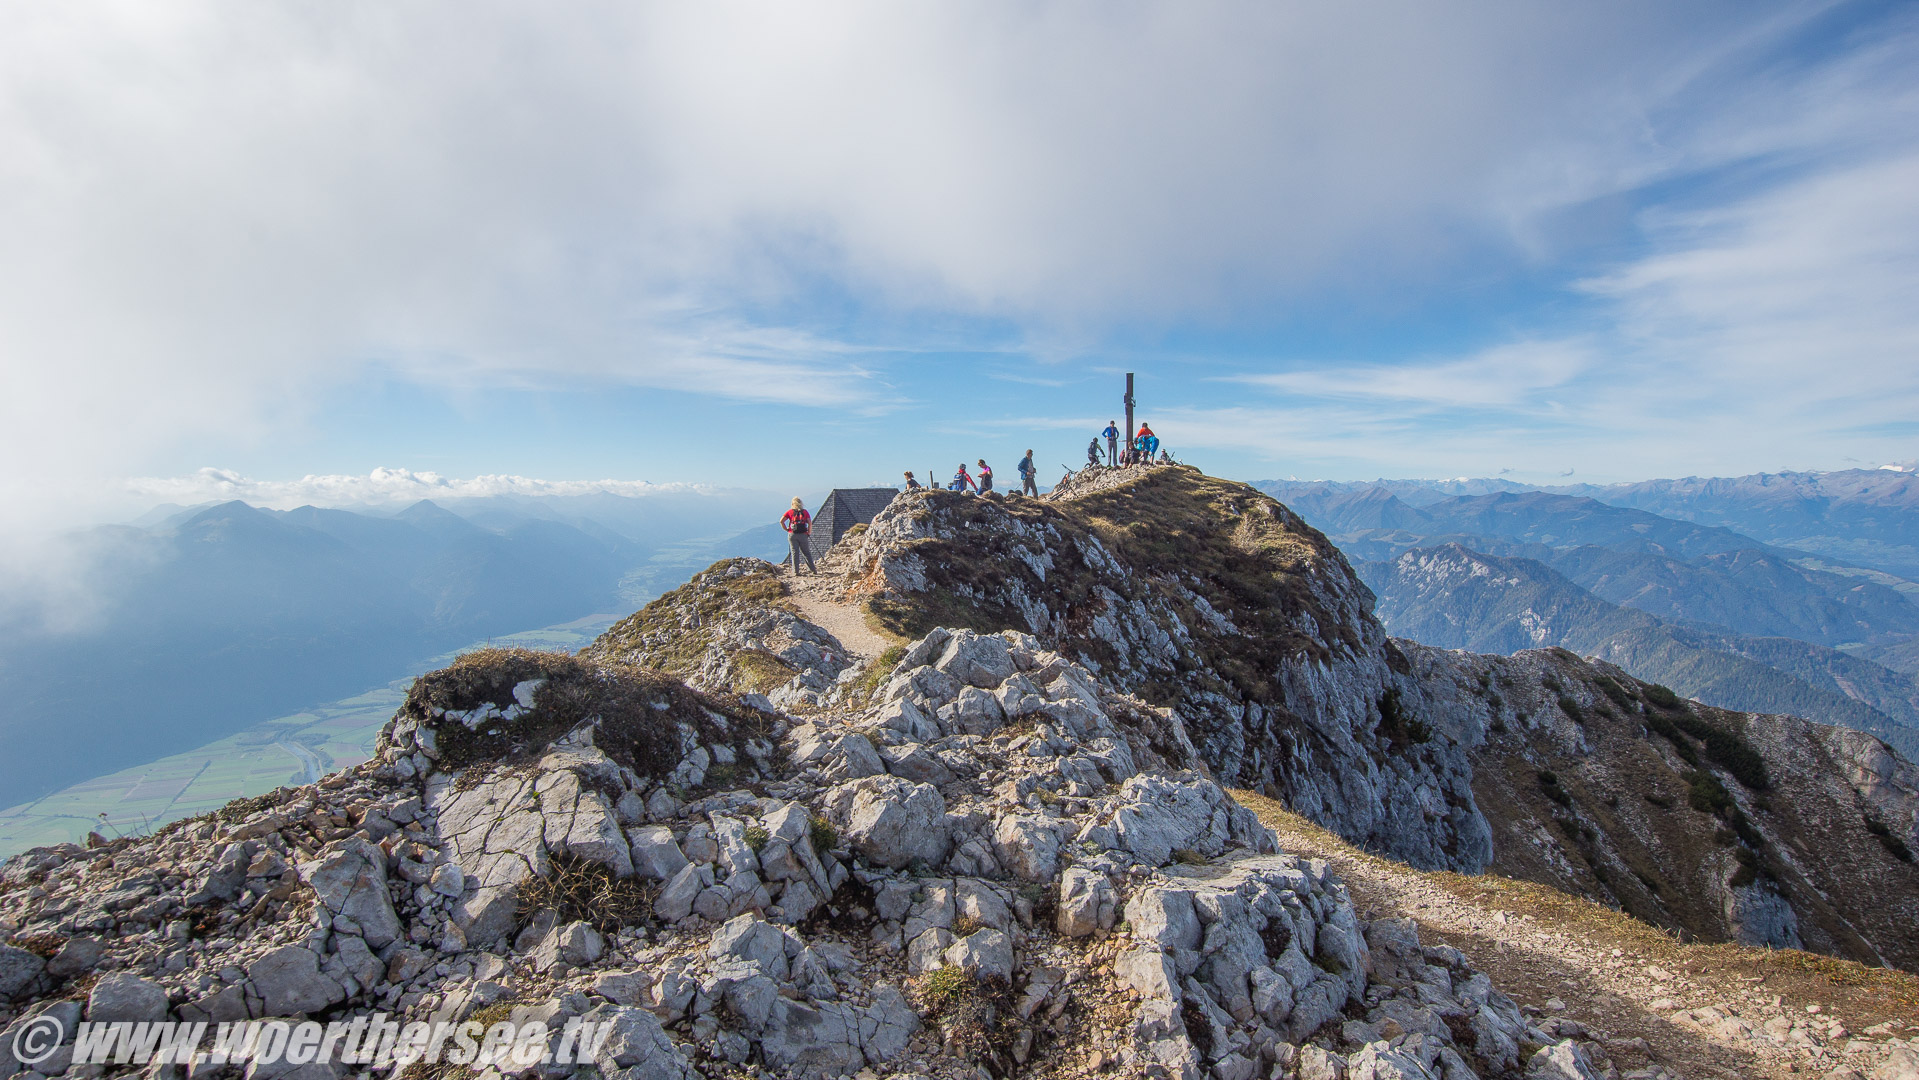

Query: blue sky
(4, 1), (1918, 523)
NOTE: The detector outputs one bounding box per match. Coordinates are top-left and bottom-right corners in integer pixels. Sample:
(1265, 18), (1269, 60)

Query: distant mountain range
(0, 492), (787, 805)
(1558, 468), (1919, 581)
(1259, 469), (1919, 759)
(1357, 543), (1919, 760)
(1269, 466), (1919, 578)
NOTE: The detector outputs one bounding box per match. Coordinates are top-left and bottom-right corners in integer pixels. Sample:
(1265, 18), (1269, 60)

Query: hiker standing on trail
(1018, 449), (1038, 496)
(977, 459), (995, 495)
(781, 498), (816, 576)
(1102, 421), (1120, 466)
(903, 471), (922, 491)
(950, 464), (976, 492)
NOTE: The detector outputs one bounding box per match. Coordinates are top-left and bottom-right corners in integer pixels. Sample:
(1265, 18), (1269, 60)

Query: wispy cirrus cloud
(1224, 340), (1596, 412)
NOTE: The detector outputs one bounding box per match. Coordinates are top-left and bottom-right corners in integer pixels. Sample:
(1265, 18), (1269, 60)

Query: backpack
(784, 508), (810, 533)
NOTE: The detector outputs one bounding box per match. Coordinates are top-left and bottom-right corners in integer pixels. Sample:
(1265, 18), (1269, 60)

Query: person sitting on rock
(781, 497), (816, 575)
(977, 459), (995, 496)
(903, 470), (922, 491)
(949, 464), (976, 492)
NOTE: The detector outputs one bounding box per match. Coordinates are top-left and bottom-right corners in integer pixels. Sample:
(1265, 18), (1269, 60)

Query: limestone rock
(85, 973), (169, 1023)
(1528, 1040), (1601, 1080)
(297, 837), (403, 949)
(535, 765), (634, 877)
(1873, 1049), (1919, 1080)
(944, 929), (1014, 982)
(582, 1004), (699, 1080)
(709, 914), (790, 981)
(627, 825), (690, 880)
(993, 814), (1061, 882)
(0, 944), (46, 999)
(935, 631), (1018, 689)
(655, 862), (712, 923)
(756, 986), (920, 1079)
(527, 921), (605, 973)
(45, 936), (104, 980)
(429, 771), (549, 948)
(823, 775), (950, 869)
(246, 945), (347, 1016)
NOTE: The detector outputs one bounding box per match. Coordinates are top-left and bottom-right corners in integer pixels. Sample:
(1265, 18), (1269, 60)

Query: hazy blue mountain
(0, 496), (790, 806)
(1551, 468), (1919, 578)
(1545, 545), (1919, 647)
(1859, 638), (1919, 676)
(1263, 484), (1766, 558)
(1271, 466), (1919, 578)
(1263, 480), (1919, 649)
(1359, 544), (1919, 761)
(1264, 471), (1919, 756)
(1251, 476), (1535, 509)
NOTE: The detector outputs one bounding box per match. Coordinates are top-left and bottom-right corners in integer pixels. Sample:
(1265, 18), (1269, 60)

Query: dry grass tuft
(399, 646), (775, 780)
(515, 852), (658, 934)
(728, 648), (798, 694)
(9, 932), (66, 958)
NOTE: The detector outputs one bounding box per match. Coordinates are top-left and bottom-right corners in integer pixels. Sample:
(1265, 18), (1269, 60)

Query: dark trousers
(1106, 437), (1117, 466)
(788, 531), (816, 574)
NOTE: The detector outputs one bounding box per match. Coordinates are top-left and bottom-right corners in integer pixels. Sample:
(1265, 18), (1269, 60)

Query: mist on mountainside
(0, 493), (787, 807)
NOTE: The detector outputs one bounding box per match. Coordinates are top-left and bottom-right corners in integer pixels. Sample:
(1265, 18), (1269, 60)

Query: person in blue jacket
(1102, 421), (1120, 467)
(1017, 450), (1038, 496)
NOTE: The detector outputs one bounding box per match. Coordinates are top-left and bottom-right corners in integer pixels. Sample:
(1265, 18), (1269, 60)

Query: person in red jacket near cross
(781, 497), (816, 575)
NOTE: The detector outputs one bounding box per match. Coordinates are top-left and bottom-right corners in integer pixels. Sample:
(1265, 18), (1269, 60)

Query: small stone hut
(809, 488), (900, 559)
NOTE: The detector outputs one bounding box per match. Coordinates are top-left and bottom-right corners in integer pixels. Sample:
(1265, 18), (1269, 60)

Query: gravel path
(780, 561), (892, 661)
(1233, 790), (1919, 1080)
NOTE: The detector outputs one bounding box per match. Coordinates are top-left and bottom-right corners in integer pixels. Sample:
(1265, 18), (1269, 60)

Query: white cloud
(1177, 141), (1919, 478)
(1580, 151), (1919, 418)
(1226, 341), (1595, 411)
(2, 0), (1914, 509)
(124, 466), (720, 510)
(1188, 12), (1919, 481)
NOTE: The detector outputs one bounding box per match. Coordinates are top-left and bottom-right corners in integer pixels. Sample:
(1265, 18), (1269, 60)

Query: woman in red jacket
(781, 497), (816, 575)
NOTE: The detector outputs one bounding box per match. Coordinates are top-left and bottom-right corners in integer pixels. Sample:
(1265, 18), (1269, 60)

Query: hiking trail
(1233, 790), (1919, 1080)
(782, 557), (892, 662)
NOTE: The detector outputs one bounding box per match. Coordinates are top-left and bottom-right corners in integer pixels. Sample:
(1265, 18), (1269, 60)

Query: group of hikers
(1090, 420), (1167, 467)
(777, 451), (1043, 576)
(901, 448), (1042, 499)
(780, 424), (1173, 575)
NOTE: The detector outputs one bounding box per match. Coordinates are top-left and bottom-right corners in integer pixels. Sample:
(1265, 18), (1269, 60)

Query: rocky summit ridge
(0, 464), (1915, 1080)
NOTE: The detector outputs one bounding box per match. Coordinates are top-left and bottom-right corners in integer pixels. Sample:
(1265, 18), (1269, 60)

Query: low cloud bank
(125, 467), (722, 510)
